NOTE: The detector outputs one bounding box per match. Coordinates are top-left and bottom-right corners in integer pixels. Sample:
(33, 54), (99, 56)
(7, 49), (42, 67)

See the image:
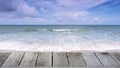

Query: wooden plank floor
(0, 52), (120, 68)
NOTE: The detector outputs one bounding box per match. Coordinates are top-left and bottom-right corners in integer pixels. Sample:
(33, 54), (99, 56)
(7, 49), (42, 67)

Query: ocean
(0, 25), (120, 52)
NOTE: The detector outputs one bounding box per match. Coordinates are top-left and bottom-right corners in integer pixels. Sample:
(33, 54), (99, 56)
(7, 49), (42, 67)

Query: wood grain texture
(53, 53), (69, 67)
(67, 52), (85, 67)
(0, 52), (120, 67)
(82, 52), (103, 67)
(110, 52), (120, 65)
(0, 52), (10, 67)
(2, 52), (24, 67)
(19, 52), (38, 67)
(96, 53), (120, 67)
(36, 52), (52, 67)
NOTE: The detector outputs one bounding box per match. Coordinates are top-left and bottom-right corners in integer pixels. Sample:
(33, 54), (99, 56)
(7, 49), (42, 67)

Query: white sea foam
(0, 40), (120, 52)
(0, 26), (120, 52)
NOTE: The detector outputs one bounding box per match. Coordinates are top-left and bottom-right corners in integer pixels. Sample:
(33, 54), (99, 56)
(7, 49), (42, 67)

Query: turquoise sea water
(0, 25), (120, 51)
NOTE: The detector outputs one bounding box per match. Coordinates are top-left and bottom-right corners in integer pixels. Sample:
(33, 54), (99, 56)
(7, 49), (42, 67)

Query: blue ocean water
(0, 25), (120, 51)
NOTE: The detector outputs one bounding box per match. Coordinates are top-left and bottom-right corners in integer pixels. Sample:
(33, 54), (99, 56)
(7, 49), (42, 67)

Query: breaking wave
(23, 28), (89, 32)
(52, 29), (79, 32)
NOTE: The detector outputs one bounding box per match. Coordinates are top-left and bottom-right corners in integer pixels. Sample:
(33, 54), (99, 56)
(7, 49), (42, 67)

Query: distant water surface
(0, 25), (120, 52)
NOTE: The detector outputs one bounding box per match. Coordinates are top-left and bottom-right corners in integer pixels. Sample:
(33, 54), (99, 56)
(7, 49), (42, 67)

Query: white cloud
(55, 11), (89, 19)
(0, 0), (40, 18)
(15, 3), (40, 18)
(56, 0), (108, 9)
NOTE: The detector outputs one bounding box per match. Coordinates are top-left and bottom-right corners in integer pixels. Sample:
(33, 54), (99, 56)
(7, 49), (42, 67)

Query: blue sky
(0, 0), (120, 25)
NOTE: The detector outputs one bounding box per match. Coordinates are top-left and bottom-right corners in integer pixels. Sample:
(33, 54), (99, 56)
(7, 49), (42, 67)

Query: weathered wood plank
(2, 52), (24, 67)
(0, 52), (11, 67)
(110, 52), (120, 65)
(96, 52), (120, 67)
(53, 52), (69, 67)
(0, 67), (118, 68)
(0, 52), (120, 68)
(67, 52), (85, 67)
(19, 52), (38, 67)
(0, 67), (119, 68)
(36, 52), (52, 67)
(82, 52), (103, 67)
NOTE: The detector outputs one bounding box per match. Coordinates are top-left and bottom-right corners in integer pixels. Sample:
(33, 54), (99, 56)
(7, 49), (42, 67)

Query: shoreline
(0, 41), (120, 52)
(0, 49), (120, 52)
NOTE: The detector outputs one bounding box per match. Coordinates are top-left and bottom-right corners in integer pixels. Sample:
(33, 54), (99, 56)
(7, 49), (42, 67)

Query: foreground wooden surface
(0, 52), (120, 68)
